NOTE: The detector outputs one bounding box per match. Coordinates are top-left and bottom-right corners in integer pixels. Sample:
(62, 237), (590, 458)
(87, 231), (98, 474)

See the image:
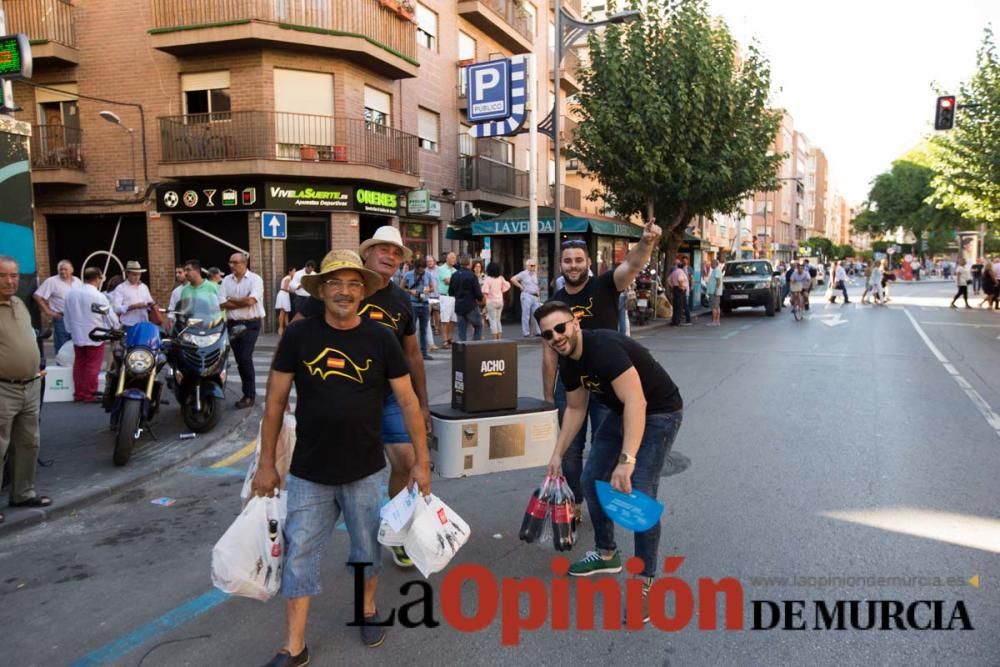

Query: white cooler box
(429, 398), (557, 478)
(43, 366), (106, 403)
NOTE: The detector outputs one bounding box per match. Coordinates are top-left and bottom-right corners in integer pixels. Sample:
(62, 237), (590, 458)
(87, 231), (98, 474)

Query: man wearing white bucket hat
(111, 260), (154, 330)
(254, 249), (430, 662)
(296, 226), (432, 569)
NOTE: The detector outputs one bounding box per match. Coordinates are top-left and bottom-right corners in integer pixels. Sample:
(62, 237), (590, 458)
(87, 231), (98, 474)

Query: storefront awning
(471, 207), (643, 239)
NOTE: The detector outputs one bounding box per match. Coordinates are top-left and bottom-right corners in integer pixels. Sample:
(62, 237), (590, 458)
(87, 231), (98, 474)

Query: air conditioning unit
(455, 200), (476, 218)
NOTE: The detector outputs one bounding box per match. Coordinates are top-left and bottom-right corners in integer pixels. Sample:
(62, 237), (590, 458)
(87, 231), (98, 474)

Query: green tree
(804, 236), (833, 261)
(930, 28), (1000, 226)
(571, 0), (784, 268)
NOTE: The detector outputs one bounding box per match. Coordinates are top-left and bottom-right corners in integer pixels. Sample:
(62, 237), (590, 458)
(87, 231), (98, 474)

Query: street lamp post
(550, 5), (640, 242)
(99, 110), (137, 193)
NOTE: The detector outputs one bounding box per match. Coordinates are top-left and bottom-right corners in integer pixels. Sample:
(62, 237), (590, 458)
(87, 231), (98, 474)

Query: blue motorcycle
(89, 305), (168, 466)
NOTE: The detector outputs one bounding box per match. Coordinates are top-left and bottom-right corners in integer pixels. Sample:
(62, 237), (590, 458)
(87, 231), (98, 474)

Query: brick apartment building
(7, 0), (640, 319)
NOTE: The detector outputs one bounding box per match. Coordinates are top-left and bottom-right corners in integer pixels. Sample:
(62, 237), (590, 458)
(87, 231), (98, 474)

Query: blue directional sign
(261, 211), (287, 240)
(467, 59), (511, 123)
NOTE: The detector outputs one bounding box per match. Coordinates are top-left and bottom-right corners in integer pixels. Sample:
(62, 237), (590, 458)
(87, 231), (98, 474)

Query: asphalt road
(2, 279), (997, 667)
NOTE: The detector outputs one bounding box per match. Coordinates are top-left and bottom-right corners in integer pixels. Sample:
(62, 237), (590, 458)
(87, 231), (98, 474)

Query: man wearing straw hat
(254, 250), (431, 663)
(296, 226), (433, 570)
(110, 260), (154, 332)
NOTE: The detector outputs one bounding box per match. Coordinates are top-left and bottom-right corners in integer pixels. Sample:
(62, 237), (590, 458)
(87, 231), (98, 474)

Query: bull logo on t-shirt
(580, 375), (602, 393)
(303, 348), (372, 384)
(571, 298), (594, 320)
(358, 304), (401, 330)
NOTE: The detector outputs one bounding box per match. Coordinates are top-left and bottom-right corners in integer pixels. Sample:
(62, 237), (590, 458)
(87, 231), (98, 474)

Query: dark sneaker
(361, 612), (386, 648)
(568, 550), (622, 577)
(390, 546), (413, 568)
(261, 645), (309, 667)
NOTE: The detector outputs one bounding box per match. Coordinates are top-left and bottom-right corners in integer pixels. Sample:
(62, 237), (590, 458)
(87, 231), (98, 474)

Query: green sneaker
(390, 546), (413, 568)
(568, 550), (622, 577)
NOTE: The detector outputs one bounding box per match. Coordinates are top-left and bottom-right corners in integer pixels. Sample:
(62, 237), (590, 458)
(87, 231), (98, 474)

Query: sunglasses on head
(541, 318), (576, 340)
(561, 239), (586, 249)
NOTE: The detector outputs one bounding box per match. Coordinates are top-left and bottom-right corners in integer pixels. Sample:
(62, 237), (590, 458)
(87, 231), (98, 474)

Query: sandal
(10, 496), (52, 508)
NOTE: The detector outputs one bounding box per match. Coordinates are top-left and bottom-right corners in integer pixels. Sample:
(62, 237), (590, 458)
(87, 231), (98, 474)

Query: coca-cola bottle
(551, 477), (574, 552)
(519, 477), (552, 543)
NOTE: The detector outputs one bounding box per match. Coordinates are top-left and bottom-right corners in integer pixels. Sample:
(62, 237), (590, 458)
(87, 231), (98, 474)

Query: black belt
(0, 375), (41, 385)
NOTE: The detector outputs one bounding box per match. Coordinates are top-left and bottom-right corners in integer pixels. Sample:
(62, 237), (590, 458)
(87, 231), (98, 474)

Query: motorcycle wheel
(114, 399), (142, 466)
(182, 394), (221, 433)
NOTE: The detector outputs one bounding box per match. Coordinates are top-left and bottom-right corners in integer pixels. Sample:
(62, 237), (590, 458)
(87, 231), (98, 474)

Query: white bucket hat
(358, 225), (413, 262)
(125, 260), (147, 273)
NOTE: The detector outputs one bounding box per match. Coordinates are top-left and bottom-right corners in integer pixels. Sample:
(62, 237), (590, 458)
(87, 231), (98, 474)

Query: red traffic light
(934, 96), (956, 131)
(940, 97), (953, 109)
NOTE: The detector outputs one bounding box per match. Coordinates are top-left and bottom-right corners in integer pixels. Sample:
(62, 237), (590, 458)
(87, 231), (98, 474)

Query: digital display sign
(0, 34), (32, 80)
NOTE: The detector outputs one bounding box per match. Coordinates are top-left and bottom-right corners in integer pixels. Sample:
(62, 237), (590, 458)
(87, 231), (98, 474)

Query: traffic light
(934, 95), (956, 130)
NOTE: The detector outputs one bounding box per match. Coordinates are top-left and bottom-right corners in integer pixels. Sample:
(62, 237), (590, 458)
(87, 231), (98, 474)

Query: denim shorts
(382, 392), (410, 445)
(282, 471), (383, 598)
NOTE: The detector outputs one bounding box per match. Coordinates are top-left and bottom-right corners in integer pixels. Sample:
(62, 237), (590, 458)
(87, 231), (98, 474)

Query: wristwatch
(618, 452), (637, 465)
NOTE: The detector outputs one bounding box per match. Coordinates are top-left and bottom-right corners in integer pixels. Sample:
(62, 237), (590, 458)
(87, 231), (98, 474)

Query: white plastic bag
(403, 495), (471, 578)
(377, 486), (419, 548)
(55, 341), (74, 367)
(241, 414), (297, 507)
(211, 493), (287, 601)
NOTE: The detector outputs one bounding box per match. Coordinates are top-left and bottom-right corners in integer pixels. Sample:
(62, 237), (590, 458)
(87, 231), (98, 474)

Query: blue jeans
(554, 375), (610, 502)
(583, 409), (683, 578)
(282, 471), (384, 598)
(455, 308), (482, 342)
(52, 317), (70, 353)
(520, 293), (540, 336)
(412, 303), (430, 355)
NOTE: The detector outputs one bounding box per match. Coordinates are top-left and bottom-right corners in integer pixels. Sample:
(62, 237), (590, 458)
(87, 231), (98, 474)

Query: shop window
(416, 3), (438, 51)
(418, 108), (439, 152)
(403, 223), (431, 261)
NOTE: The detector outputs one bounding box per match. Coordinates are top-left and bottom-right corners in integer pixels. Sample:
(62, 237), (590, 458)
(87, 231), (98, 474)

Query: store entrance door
(285, 215), (329, 273)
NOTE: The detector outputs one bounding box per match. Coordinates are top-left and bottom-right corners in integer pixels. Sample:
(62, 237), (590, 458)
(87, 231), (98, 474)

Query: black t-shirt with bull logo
(551, 270), (621, 331)
(272, 316), (409, 485)
(301, 282), (416, 343)
(559, 329), (682, 415)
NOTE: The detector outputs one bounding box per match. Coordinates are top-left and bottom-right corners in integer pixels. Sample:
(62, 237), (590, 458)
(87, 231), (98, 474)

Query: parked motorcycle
(166, 299), (241, 434)
(630, 267), (656, 326)
(89, 304), (168, 466)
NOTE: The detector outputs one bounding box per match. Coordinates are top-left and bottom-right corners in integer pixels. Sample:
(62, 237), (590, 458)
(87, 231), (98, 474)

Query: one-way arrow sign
(261, 211), (287, 240)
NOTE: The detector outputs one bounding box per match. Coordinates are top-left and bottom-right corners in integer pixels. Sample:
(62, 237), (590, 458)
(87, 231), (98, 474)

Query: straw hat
(125, 260), (147, 273)
(358, 225), (413, 262)
(301, 250), (382, 299)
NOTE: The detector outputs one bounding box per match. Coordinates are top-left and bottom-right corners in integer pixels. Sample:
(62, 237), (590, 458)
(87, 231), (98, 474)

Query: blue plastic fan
(594, 481), (664, 532)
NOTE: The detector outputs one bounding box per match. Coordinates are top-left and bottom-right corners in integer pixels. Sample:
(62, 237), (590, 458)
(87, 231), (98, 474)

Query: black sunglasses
(541, 318), (576, 340)
(561, 239), (587, 249)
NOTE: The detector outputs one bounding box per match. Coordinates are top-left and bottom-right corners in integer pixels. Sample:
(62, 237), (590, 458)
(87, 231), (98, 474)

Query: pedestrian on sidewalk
(426, 256), (441, 342)
(63, 267), (114, 402)
(33, 259), (81, 355)
(970, 258), (984, 295)
(538, 301), (683, 621)
(166, 265), (187, 331)
(706, 258), (723, 325)
(275, 266), (295, 336)
(860, 261), (872, 304)
(681, 256), (694, 323)
(869, 260), (885, 305)
(289, 261), (316, 318)
(481, 262), (510, 340)
(253, 249), (430, 663)
(829, 261), (850, 304)
(111, 261), (154, 332)
(950, 258), (972, 309)
(220, 252), (265, 409)
(449, 255), (484, 342)
(436, 252), (458, 348)
(511, 259), (542, 337)
(0, 255), (52, 523)
(543, 219), (661, 522)
(979, 263), (997, 309)
(402, 256), (435, 359)
(911, 257), (922, 281)
(667, 261), (691, 326)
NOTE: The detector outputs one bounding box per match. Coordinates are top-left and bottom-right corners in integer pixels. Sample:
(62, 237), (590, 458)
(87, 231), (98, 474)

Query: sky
(707, 0), (999, 204)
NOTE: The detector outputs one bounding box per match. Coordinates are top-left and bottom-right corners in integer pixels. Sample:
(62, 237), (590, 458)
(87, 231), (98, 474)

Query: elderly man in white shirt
(289, 260), (316, 317)
(34, 259), (82, 354)
(219, 252), (265, 408)
(111, 261), (154, 330)
(63, 267), (117, 402)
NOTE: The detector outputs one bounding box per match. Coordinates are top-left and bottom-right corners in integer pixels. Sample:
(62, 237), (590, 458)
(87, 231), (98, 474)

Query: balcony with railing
(457, 63), (470, 111)
(550, 47), (581, 93)
(148, 0), (418, 79)
(157, 111), (419, 187)
(549, 184), (580, 210)
(550, 0), (582, 17)
(459, 156), (528, 207)
(29, 125), (86, 185)
(457, 0), (534, 54)
(2, 0), (78, 65)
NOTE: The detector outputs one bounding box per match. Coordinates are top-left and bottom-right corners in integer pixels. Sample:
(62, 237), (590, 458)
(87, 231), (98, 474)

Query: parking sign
(467, 59), (511, 123)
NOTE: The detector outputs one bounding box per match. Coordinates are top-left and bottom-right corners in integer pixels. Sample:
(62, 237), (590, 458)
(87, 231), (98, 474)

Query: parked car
(721, 260), (783, 316)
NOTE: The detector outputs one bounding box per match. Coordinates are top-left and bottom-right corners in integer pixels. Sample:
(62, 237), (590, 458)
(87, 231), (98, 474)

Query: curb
(0, 404), (258, 536)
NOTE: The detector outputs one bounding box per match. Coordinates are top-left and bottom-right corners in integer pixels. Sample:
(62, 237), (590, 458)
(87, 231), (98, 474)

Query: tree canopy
(930, 28), (1000, 227)
(571, 0), (784, 267)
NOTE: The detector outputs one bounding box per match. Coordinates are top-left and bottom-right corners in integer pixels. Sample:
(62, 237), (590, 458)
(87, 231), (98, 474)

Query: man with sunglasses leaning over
(537, 301), (683, 621)
(543, 219), (661, 519)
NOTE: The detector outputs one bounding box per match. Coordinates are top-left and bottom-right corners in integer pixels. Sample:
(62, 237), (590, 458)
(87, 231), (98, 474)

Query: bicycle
(790, 286), (805, 321)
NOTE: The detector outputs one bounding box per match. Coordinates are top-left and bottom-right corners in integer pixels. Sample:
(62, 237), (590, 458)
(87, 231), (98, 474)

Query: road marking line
(903, 307), (1000, 437)
(210, 439), (257, 468)
(919, 321), (1000, 328)
(69, 589), (229, 667)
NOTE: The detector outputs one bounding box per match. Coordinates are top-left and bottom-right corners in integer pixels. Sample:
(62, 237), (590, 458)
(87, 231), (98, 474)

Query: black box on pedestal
(451, 340), (517, 413)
